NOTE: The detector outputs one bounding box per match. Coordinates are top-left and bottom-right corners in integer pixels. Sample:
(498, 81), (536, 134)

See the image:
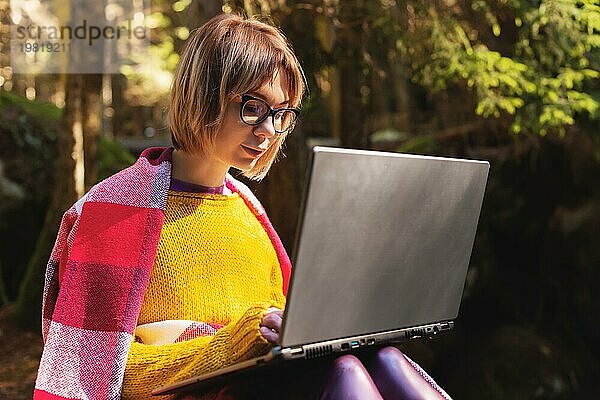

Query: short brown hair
(169, 14), (305, 180)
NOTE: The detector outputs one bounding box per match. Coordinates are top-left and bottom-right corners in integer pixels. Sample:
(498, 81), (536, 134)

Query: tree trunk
(13, 74), (80, 331)
(338, 1), (367, 148)
(251, 8), (311, 251)
(83, 74), (102, 190)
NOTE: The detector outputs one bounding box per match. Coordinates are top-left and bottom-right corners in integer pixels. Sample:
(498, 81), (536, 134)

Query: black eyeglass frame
(239, 94), (301, 134)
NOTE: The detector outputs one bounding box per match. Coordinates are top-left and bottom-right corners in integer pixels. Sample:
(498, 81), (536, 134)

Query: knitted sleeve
(122, 302), (274, 399)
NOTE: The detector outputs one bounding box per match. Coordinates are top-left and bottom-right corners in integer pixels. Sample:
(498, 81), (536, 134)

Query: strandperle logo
(15, 19), (147, 46)
(10, 0), (150, 74)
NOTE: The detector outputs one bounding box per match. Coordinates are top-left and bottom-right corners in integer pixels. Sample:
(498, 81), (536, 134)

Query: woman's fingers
(260, 309), (283, 344)
(260, 326), (279, 344)
(261, 310), (283, 331)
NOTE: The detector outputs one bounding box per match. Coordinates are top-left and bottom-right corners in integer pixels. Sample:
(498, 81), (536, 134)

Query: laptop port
(290, 347), (304, 355)
(341, 343), (350, 351)
(350, 341), (360, 349)
(367, 338), (375, 345)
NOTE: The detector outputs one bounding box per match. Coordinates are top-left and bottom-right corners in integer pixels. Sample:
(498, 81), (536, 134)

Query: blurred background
(0, 0), (599, 398)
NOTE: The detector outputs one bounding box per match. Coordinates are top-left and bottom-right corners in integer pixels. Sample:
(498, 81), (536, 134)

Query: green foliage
(0, 90), (59, 303)
(96, 135), (136, 181)
(0, 91), (60, 151)
(404, 0), (600, 136)
(0, 90), (62, 122)
(413, 13), (534, 119)
(397, 134), (440, 155)
(120, 2), (181, 106)
(0, 90), (60, 198)
(121, 37), (178, 106)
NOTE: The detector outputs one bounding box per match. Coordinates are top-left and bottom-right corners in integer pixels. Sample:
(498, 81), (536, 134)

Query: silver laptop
(152, 146), (490, 395)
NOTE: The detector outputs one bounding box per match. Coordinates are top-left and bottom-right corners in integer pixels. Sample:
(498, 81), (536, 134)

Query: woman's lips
(241, 144), (265, 158)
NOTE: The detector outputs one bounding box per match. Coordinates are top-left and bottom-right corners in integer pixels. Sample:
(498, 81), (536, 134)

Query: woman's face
(212, 70), (289, 173)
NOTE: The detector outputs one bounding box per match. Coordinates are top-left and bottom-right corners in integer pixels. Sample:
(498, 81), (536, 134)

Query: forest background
(0, 0), (599, 399)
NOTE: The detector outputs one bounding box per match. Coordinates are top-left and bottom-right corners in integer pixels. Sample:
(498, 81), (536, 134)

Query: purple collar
(169, 177), (225, 194)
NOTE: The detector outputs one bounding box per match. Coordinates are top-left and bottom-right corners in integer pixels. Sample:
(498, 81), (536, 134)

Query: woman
(34, 14), (450, 400)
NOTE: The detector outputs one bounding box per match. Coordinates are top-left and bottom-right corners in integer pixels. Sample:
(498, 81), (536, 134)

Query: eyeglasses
(239, 94), (300, 134)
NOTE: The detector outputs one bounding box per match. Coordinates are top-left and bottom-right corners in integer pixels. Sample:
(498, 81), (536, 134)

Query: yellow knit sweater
(122, 191), (286, 399)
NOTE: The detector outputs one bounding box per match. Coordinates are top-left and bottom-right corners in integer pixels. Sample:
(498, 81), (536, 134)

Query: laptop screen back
(280, 147), (489, 348)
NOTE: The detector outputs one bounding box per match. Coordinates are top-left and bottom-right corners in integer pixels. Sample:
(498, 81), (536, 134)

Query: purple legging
(182, 346), (449, 400)
(319, 346), (448, 400)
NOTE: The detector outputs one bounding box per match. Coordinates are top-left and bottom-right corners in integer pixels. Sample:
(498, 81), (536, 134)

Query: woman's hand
(260, 307), (283, 345)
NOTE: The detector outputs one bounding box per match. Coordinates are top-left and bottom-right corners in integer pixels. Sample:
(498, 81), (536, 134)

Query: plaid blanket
(34, 147), (291, 400)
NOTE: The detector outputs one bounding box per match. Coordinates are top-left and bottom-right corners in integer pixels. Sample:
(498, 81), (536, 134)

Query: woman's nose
(253, 115), (276, 139)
